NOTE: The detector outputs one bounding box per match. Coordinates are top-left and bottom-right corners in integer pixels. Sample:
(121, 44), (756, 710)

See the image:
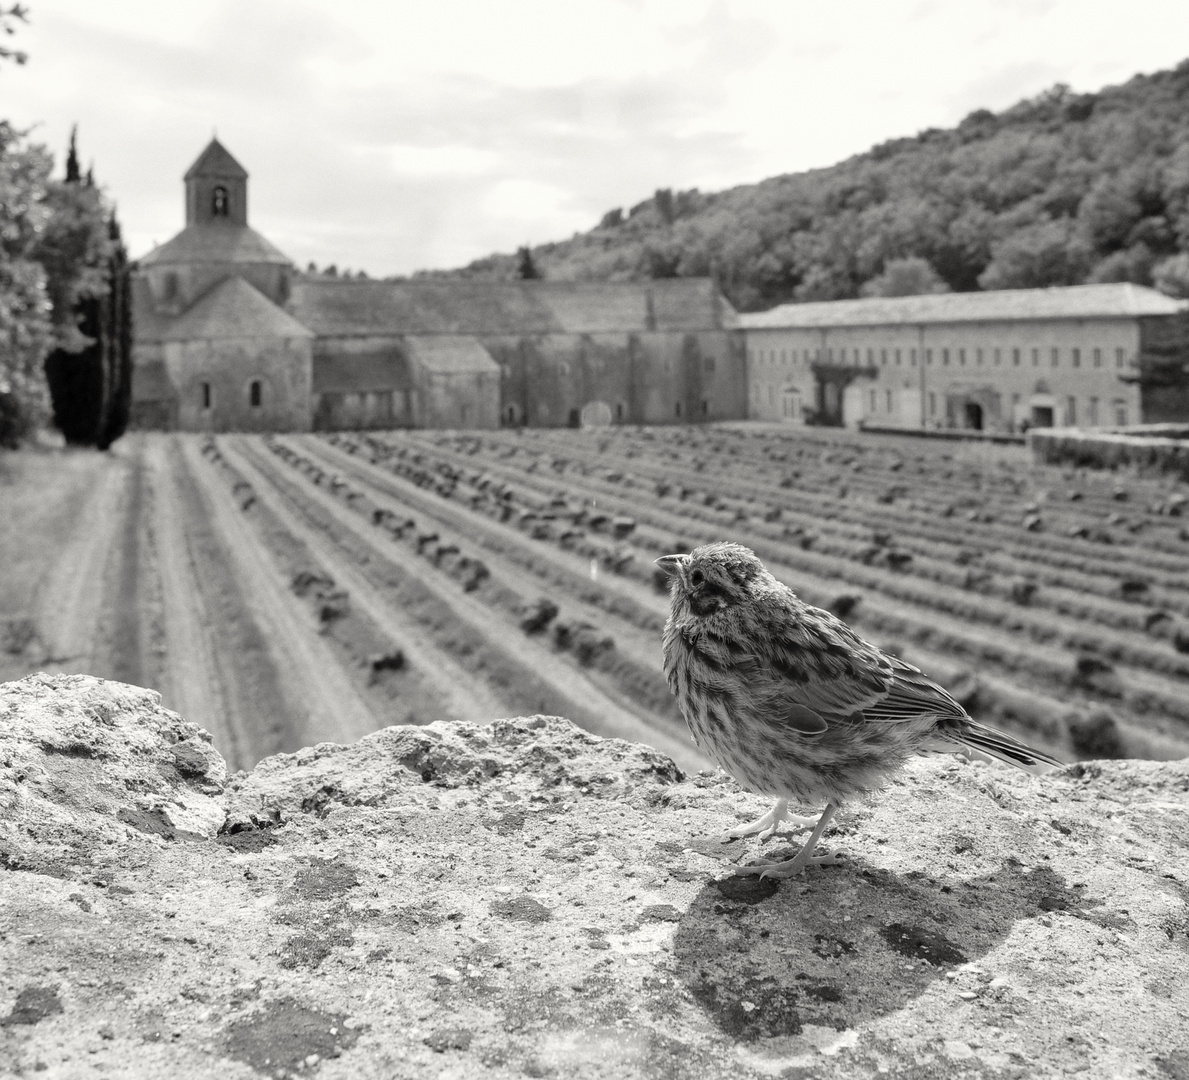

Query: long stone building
(130, 139), (744, 432)
(740, 286), (1189, 432)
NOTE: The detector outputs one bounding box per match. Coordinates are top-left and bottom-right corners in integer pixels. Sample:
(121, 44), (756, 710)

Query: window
(163, 273), (179, 301)
(925, 349), (933, 365)
(249, 380), (262, 408)
(701, 400), (708, 416)
(201, 382), (211, 410)
(976, 348), (983, 365)
(881, 349), (888, 365)
(1051, 347), (1059, 367)
(1115, 348), (1125, 368)
(1089, 397), (1099, 425)
(910, 348), (917, 366)
(675, 401), (682, 417)
(867, 348), (874, 364)
(1066, 396), (1076, 425)
(958, 348), (966, 366)
(1032, 348), (1040, 366)
(1094, 347), (1102, 368)
(928, 391), (937, 416)
(703, 356), (716, 373)
(1013, 348), (1021, 366)
(942, 348), (950, 365)
(895, 349), (901, 365)
(212, 185), (229, 216)
(870, 389), (877, 411)
(1071, 348), (1081, 369)
(886, 389), (893, 412)
(1114, 400), (1127, 425)
(616, 403), (623, 420)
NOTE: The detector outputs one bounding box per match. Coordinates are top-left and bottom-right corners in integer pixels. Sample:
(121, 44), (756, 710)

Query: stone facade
(741, 285), (1189, 432)
(131, 140), (742, 433)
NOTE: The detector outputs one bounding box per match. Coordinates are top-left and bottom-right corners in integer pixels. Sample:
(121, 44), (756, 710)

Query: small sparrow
(658, 542), (1063, 879)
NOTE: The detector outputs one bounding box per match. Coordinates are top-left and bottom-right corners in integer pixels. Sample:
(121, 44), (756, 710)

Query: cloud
(8, 0), (1189, 277)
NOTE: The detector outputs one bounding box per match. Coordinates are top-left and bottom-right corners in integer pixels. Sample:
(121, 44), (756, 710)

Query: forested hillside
(424, 59), (1189, 312)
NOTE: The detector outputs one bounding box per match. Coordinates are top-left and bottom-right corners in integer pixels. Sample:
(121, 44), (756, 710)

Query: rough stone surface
(1, 673), (1187, 1079)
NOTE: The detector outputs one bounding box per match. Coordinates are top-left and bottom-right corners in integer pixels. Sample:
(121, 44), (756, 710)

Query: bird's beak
(655, 554), (689, 580)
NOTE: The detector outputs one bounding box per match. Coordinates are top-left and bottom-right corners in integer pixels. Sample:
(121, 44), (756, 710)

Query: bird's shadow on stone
(669, 849), (1107, 1044)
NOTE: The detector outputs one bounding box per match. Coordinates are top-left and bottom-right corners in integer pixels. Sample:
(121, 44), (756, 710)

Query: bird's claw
(734, 850), (844, 880)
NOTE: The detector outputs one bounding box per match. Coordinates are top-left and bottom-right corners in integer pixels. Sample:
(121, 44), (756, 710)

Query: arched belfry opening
(184, 138), (248, 227)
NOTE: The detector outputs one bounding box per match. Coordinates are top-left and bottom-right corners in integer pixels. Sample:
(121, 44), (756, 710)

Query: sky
(6, 0), (1189, 277)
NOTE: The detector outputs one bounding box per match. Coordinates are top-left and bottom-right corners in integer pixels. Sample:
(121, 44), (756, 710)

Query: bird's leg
(733, 802), (841, 879)
(724, 797), (817, 840)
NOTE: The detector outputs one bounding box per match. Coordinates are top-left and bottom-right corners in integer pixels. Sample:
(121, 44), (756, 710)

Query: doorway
(1031, 405), (1054, 428)
(964, 402), (984, 430)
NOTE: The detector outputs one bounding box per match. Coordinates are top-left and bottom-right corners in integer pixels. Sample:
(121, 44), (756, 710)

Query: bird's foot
(723, 798), (817, 841)
(733, 850), (844, 880)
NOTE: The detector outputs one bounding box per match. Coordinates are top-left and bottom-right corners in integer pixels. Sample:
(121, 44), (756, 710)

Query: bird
(657, 541), (1064, 880)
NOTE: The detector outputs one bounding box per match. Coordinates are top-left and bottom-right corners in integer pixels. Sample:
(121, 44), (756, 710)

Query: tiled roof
(162, 276), (314, 341)
(184, 138), (248, 181)
(130, 360), (175, 402)
(138, 225), (291, 268)
(404, 335), (500, 375)
(312, 349), (412, 393)
(739, 283), (1188, 330)
(287, 278), (734, 337)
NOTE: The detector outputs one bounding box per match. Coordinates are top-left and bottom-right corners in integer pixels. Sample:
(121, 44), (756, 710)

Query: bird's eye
(689, 569), (705, 587)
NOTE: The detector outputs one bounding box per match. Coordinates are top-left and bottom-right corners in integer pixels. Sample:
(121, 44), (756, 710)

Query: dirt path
(179, 436), (379, 750)
(142, 435), (239, 756)
(32, 452), (127, 676)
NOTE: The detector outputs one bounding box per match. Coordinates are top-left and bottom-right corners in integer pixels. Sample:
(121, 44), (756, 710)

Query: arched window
(212, 185), (229, 217)
(249, 380), (262, 408)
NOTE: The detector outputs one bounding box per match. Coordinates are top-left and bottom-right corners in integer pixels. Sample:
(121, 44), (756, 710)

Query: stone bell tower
(184, 137), (248, 227)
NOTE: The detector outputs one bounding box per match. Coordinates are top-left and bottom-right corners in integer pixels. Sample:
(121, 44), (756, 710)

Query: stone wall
(1, 673), (1186, 1078)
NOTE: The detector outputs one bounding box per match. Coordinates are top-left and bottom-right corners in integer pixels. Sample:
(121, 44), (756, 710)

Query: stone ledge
(1, 673), (1187, 1079)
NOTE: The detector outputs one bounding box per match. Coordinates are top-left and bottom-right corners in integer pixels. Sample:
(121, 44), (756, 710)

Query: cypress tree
(41, 127), (130, 447)
(97, 213), (132, 449)
(64, 124), (80, 183)
(516, 245), (540, 280)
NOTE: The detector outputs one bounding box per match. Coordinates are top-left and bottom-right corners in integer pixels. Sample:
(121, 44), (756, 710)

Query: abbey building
(130, 140), (745, 432)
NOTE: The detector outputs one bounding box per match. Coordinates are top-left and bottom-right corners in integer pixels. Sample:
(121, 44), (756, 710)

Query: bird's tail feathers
(955, 721), (1065, 776)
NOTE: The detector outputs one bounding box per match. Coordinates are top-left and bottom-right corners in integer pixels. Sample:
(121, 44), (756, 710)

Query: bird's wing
(761, 603), (894, 722)
(859, 654), (970, 724)
(760, 604), (966, 730)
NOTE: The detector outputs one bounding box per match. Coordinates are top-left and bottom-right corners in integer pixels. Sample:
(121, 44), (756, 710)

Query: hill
(419, 60), (1189, 312)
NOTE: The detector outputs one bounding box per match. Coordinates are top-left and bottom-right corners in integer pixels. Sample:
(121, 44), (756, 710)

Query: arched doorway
(964, 401), (983, 430)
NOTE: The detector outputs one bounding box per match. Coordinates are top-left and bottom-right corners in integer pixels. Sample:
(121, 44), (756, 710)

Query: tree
(1153, 253), (1189, 298)
(39, 129), (131, 447)
(0, 4), (29, 67)
(860, 256), (950, 297)
(516, 246), (540, 280)
(64, 124), (80, 183)
(978, 218), (1093, 290)
(0, 121), (53, 444)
